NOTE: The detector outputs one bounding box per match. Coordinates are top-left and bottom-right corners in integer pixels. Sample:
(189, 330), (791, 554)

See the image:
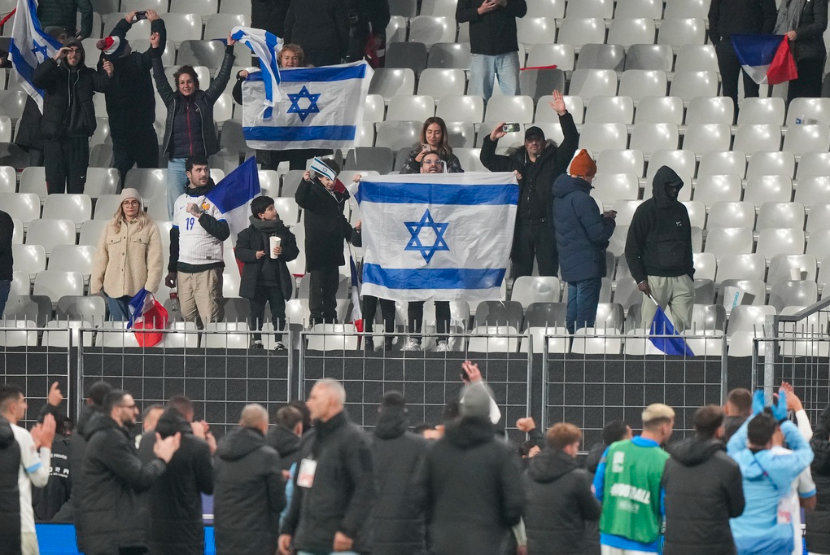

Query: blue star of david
(404, 209), (449, 264)
(286, 86), (321, 122)
(32, 40), (49, 62)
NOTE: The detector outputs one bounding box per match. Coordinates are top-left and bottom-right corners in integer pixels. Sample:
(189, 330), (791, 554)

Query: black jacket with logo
(456, 0), (528, 55)
(32, 433), (71, 522)
(0, 416), (21, 555)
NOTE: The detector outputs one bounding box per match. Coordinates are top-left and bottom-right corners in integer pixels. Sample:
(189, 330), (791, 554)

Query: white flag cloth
(9, 0), (61, 113)
(241, 61), (373, 150)
(229, 26), (282, 116)
(356, 172), (518, 302)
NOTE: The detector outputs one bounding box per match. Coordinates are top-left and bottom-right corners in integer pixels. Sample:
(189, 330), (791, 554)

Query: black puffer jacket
(662, 437), (745, 555)
(31, 38), (111, 140)
(282, 411), (375, 554)
(456, 0), (528, 55)
(523, 448), (600, 555)
(214, 426), (286, 555)
(235, 218), (299, 301)
(807, 405), (830, 554)
(785, 0), (829, 61)
(152, 46), (234, 158)
(371, 407), (429, 555)
(70, 404), (105, 553)
(0, 416), (21, 555)
(266, 425), (303, 471)
(295, 178), (353, 271)
(625, 166), (694, 284)
(80, 416), (167, 555)
(137, 408), (214, 555)
(424, 416), (525, 555)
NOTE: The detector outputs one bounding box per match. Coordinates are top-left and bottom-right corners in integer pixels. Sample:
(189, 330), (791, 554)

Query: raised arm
(152, 56), (176, 106)
(205, 35), (236, 103)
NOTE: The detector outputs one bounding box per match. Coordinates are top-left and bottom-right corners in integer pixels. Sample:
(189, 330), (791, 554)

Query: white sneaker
(435, 340), (449, 352)
(401, 338), (422, 351)
(273, 342), (287, 351)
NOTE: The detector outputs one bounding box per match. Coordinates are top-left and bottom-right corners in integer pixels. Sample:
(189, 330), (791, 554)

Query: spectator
(235, 195), (299, 350)
(0, 385), (55, 555)
(625, 167), (695, 333)
(524, 422), (601, 555)
(357, 0), (391, 67)
(0, 209), (11, 318)
(32, 38), (113, 194)
(456, 0), (527, 99)
(400, 117), (464, 174)
(79, 389), (180, 555)
(724, 388), (753, 441)
(97, 10), (166, 186)
(137, 396), (215, 555)
(516, 417), (546, 454)
(252, 0), (292, 37)
(371, 391), (429, 555)
(552, 149), (616, 333)
(266, 405), (305, 472)
(0, 414), (21, 555)
(662, 405), (745, 555)
(284, 0), (355, 67)
(295, 159), (353, 325)
(214, 404), (285, 555)
(69, 381), (112, 554)
(423, 361), (525, 555)
(33, 383), (72, 523)
(480, 91), (578, 279)
(728, 396), (814, 555)
(90, 188), (164, 321)
(288, 399), (313, 435)
(279, 379), (375, 555)
(585, 420), (633, 476)
(708, 0), (777, 113)
(808, 403), (830, 554)
(142, 404), (165, 433)
(38, 0), (93, 39)
(153, 35), (236, 219)
(594, 403), (675, 555)
(774, 0), (828, 101)
(165, 157), (230, 327)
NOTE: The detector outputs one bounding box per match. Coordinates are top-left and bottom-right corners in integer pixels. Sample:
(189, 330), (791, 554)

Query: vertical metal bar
(526, 328), (533, 424)
(720, 332), (728, 404)
(77, 327), (87, 422)
(286, 326), (293, 403)
(298, 330), (306, 400)
(763, 315), (776, 403)
(541, 331), (549, 431)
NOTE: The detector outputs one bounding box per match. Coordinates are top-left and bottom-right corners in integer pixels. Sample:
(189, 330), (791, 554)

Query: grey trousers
(639, 274), (694, 333)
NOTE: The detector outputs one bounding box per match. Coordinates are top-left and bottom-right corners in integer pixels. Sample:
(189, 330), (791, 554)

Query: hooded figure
(807, 405), (830, 553)
(0, 416), (21, 555)
(624, 166), (695, 332)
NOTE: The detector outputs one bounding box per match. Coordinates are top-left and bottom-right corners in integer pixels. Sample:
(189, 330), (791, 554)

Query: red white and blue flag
(731, 34), (798, 85)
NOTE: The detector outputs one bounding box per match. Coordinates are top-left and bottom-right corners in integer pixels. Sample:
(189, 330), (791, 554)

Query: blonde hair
(111, 201), (151, 234)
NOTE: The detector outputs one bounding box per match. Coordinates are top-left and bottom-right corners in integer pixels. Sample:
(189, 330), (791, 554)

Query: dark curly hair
(174, 65), (200, 92)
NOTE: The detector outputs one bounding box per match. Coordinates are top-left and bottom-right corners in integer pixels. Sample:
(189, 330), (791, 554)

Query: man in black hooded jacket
(662, 405), (745, 555)
(371, 391), (429, 555)
(266, 405), (304, 472)
(137, 396), (215, 555)
(625, 166), (695, 332)
(0, 415), (21, 555)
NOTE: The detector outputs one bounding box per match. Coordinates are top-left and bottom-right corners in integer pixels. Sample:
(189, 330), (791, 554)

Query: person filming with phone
(400, 117), (464, 174)
(480, 90), (578, 279)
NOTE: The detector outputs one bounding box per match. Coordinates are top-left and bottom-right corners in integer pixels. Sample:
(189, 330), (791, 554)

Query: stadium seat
(163, 13), (204, 44)
(78, 220), (109, 247)
(444, 121), (476, 148)
(756, 202), (805, 232)
(579, 123), (629, 153)
(707, 202), (756, 230)
(693, 175), (742, 208)
(417, 69), (466, 100)
(585, 96), (634, 124)
(685, 97), (735, 126)
(769, 281), (817, 313)
(519, 69), (566, 102)
(745, 151), (795, 179)
(720, 278), (768, 308)
(436, 95), (484, 123)
(473, 300), (524, 329)
(0, 165), (14, 195)
(1, 293), (51, 325)
(704, 227), (754, 257)
(698, 151), (746, 179)
(386, 42), (428, 74)
(42, 320), (94, 348)
(426, 43), (471, 69)
(0, 320), (38, 348)
(345, 147), (395, 174)
(618, 71), (667, 104)
(592, 173), (639, 209)
(526, 44), (575, 70)
(622, 44), (672, 72)
(572, 328), (623, 354)
(670, 71), (719, 105)
(691, 252), (717, 282)
(733, 124), (782, 155)
(569, 69), (620, 104)
(102, 13), (151, 40)
(786, 98), (830, 126)
(517, 17), (558, 47)
(634, 96), (683, 124)
(409, 16), (456, 47)
(12, 245), (46, 280)
(376, 121), (421, 151)
(84, 168), (120, 199)
(421, 0), (462, 17)
(567, 0), (614, 18)
(389, 0), (417, 17)
(169, 0), (217, 15)
(630, 123), (678, 156)
(681, 201), (706, 229)
(674, 44), (719, 73)
(56, 295), (106, 322)
(756, 228), (804, 259)
(522, 326), (570, 354)
(201, 322), (249, 349)
(0, 91), (25, 122)
(523, 302), (567, 329)
(19, 167), (49, 200)
(48, 245), (96, 280)
(0, 193), (40, 225)
(807, 203), (830, 234)
(26, 219), (76, 255)
(33, 270), (84, 307)
(10, 218), (22, 245)
(11, 270), (30, 297)
(386, 15), (408, 43)
(0, 116), (11, 143)
(362, 94), (386, 124)
(306, 323), (359, 351)
(737, 97), (786, 126)
(714, 253), (765, 283)
(609, 200), (642, 227)
(797, 152), (830, 181)
(694, 278), (716, 304)
(767, 254), (817, 288)
(646, 150), (696, 180)
(204, 13), (250, 40)
(177, 40), (225, 69)
(125, 169), (167, 200)
(607, 18), (656, 49)
(557, 20), (607, 51)
(797, 176), (830, 210)
(664, 0), (709, 18)
(606, 224), (628, 257)
(657, 18), (707, 49)
(807, 229), (830, 259)
(511, 277), (561, 308)
(682, 124), (732, 155)
(42, 194), (92, 230)
(743, 175), (793, 205)
(612, 277), (641, 311)
(369, 68), (416, 102)
(596, 149), (645, 176)
(484, 95), (534, 123)
(467, 326), (521, 353)
(386, 95), (435, 122)
(575, 44), (625, 72)
(616, 0), (663, 18)
(690, 303), (728, 333)
(453, 148), (488, 172)
(89, 144), (114, 168)
(782, 124), (830, 158)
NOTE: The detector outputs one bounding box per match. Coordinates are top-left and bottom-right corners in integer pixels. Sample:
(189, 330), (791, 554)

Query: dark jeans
(788, 57), (825, 103)
(107, 295), (132, 321)
(0, 280), (10, 319)
(112, 126), (160, 187)
(566, 278), (602, 334)
(309, 267), (339, 325)
(511, 219), (559, 278)
(716, 40), (760, 115)
(408, 300), (451, 343)
(363, 295), (396, 334)
(249, 284), (286, 341)
(44, 136), (89, 194)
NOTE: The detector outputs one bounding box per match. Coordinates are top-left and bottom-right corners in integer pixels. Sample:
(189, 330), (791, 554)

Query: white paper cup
(790, 267), (802, 280)
(270, 236), (281, 259)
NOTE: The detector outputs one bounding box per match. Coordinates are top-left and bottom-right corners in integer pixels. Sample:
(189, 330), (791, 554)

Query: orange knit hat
(569, 149), (597, 177)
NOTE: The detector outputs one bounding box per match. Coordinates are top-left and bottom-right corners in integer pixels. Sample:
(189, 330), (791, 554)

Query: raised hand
(149, 31), (161, 49)
(489, 122), (508, 142)
(227, 32), (236, 46)
(48, 382), (63, 407)
(53, 47), (70, 61)
(153, 431), (181, 463)
(146, 9), (160, 21)
(549, 89), (567, 116)
(102, 60), (114, 76)
(31, 413), (56, 449)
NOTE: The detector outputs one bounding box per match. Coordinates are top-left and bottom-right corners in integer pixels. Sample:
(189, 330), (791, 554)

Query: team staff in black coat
(214, 404), (286, 555)
(137, 397), (215, 555)
(662, 405), (745, 555)
(371, 392), (429, 555)
(774, 0), (828, 101)
(284, 0), (357, 66)
(807, 404), (830, 554)
(0, 415), (21, 555)
(480, 90), (578, 278)
(279, 379), (376, 555)
(523, 422), (601, 555)
(423, 362), (525, 555)
(266, 405), (305, 472)
(79, 390), (180, 555)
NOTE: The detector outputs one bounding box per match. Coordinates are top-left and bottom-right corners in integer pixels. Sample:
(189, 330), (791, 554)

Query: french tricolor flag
(731, 34), (798, 85)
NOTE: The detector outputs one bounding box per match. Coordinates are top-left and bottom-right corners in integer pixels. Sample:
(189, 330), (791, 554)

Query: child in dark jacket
(235, 196), (299, 350)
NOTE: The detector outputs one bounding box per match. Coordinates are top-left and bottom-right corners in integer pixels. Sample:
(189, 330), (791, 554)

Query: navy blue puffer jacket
(551, 174), (615, 283)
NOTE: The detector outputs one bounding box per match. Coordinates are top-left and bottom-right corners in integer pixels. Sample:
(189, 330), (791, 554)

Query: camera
(502, 123), (521, 133)
(134, 11), (148, 21)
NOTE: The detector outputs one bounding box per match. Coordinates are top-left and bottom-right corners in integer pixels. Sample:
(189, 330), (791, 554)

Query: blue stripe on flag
(243, 125), (357, 141)
(279, 64), (367, 83)
(357, 181), (519, 206)
(363, 264), (506, 290)
(206, 157), (261, 213)
(731, 34), (783, 66)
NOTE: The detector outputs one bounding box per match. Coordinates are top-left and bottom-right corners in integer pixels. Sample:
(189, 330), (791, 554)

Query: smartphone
(421, 144), (431, 152)
(502, 123), (521, 133)
(134, 10), (147, 20)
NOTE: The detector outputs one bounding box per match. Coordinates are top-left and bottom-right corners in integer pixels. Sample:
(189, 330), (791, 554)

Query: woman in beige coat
(90, 188), (164, 320)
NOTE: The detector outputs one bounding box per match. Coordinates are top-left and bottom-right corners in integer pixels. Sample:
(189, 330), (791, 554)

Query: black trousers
(112, 126), (160, 186)
(511, 219), (559, 278)
(249, 284), (286, 341)
(408, 300), (451, 343)
(44, 136), (89, 194)
(716, 40), (760, 114)
(363, 295), (396, 334)
(788, 57), (825, 103)
(309, 267), (340, 324)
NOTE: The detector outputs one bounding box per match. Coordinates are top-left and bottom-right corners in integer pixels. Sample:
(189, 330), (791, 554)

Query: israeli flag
(229, 26), (282, 117)
(241, 61), (373, 150)
(356, 173), (519, 302)
(9, 0), (62, 113)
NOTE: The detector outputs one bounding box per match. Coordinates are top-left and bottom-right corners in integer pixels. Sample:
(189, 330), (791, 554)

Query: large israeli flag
(229, 26), (282, 117)
(241, 61), (373, 150)
(9, 0), (62, 113)
(356, 173), (519, 302)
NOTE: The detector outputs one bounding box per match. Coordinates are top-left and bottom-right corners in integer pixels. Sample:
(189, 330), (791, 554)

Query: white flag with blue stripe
(229, 26), (282, 117)
(356, 173), (519, 302)
(9, 0), (62, 113)
(241, 61), (373, 150)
